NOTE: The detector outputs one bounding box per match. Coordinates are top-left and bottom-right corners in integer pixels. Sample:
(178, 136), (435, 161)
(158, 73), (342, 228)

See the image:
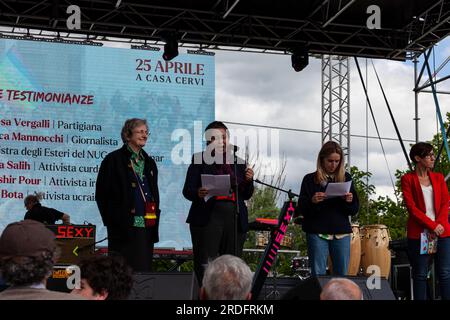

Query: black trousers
(189, 201), (246, 287)
(108, 226), (154, 273)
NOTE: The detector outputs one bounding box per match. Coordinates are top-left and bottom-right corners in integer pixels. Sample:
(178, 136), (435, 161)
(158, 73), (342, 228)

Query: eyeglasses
(133, 130), (149, 136)
(424, 153), (435, 159)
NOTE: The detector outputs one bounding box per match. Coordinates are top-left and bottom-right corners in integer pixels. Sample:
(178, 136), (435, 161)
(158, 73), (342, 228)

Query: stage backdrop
(0, 39), (214, 249)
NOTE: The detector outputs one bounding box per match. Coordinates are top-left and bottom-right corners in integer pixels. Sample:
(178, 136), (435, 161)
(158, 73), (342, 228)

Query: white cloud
(215, 47), (450, 201)
(101, 39), (450, 200)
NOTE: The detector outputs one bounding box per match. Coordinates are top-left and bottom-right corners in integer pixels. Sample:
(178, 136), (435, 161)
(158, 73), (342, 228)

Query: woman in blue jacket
(297, 141), (359, 276)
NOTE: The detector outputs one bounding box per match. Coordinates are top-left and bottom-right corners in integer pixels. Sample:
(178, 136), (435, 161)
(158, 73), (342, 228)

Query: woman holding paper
(297, 141), (359, 276)
(401, 142), (450, 300)
(183, 121), (254, 286)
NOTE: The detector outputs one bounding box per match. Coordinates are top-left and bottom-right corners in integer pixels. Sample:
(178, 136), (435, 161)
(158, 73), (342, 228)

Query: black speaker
(128, 272), (198, 300)
(279, 276), (322, 300)
(258, 275), (396, 300)
(391, 264), (413, 300)
(257, 277), (307, 300)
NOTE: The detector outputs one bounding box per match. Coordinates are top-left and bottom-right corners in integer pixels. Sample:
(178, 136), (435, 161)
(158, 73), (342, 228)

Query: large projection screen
(0, 39), (215, 249)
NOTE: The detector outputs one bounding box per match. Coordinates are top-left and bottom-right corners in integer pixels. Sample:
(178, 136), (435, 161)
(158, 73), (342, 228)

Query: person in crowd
(96, 118), (160, 272)
(24, 192), (70, 225)
(183, 121), (254, 286)
(401, 142), (450, 300)
(71, 255), (133, 300)
(0, 220), (83, 300)
(200, 254), (253, 300)
(320, 278), (363, 300)
(297, 141), (359, 276)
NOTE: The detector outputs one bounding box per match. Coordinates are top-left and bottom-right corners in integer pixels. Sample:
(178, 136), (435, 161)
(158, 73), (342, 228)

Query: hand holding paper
(201, 174), (231, 202)
(324, 181), (352, 198)
(312, 192), (326, 204)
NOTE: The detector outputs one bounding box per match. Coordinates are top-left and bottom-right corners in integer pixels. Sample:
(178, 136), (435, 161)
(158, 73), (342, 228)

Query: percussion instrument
(360, 224), (391, 278)
(348, 223), (361, 276)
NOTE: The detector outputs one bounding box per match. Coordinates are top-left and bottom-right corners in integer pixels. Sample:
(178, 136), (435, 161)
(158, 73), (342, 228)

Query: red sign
(47, 225), (95, 239)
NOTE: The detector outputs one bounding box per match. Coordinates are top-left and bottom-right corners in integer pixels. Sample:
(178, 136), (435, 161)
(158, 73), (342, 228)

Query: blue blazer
(183, 152), (254, 232)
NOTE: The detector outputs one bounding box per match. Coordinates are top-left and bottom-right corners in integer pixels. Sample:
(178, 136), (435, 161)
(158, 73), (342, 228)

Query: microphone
(229, 144), (239, 152)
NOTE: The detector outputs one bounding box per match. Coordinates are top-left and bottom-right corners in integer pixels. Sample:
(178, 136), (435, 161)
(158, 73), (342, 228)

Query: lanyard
(130, 160), (148, 203)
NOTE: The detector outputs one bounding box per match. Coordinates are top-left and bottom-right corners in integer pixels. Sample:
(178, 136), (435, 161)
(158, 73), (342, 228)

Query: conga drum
(280, 232), (293, 249)
(348, 224), (361, 275)
(327, 224), (361, 275)
(360, 224), (391, 279)
(255, 231), (270, 248)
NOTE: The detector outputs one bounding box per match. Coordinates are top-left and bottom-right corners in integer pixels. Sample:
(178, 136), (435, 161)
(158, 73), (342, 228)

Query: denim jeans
(306, 233), (350, 276)
(407, 237), (450, 300)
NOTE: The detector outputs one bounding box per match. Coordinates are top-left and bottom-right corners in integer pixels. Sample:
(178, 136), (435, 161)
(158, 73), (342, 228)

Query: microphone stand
(253, 179), (298, 201)
(254, 178), (303, 234)
(250, 178), (299, 300)
(232, 146), (239, 257)
(252, 178), (299, 243)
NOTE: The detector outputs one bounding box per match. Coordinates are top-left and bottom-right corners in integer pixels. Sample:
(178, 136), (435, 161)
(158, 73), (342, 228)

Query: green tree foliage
(247, 187), (279, 218)
(349, 166), (375, 226)
(350, 166), (408, 240)
(429, 112), (450, 189)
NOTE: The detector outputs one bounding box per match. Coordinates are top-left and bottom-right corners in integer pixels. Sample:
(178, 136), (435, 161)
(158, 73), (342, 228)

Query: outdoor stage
(0, 0), (449, 302)
(45, 225), (405, 300)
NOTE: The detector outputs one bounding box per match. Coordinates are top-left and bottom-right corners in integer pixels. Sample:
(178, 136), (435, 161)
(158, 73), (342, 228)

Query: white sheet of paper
(201, 174), (231, 202)
(324, 181), (352, 198)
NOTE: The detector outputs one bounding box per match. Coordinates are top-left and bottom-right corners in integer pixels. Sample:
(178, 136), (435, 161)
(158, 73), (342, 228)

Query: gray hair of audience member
(0, 253), (55, 286)
(0, 220), (59, 286)
(120, 118), (148, 143)
(320, 278), (363, 300)
(201, 254), (253, 300)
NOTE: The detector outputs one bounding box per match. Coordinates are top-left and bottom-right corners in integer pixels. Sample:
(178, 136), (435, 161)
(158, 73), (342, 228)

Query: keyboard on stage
(153, 248), (193, 272)
(153, 248), (193, 260)
(248, 218), (278, 231)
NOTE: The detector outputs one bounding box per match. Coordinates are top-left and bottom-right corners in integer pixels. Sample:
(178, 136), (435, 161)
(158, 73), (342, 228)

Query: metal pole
(414, 57), (419, 143)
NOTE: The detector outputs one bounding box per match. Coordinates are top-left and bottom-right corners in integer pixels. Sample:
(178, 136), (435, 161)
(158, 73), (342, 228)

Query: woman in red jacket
(401, 142), (450, 300)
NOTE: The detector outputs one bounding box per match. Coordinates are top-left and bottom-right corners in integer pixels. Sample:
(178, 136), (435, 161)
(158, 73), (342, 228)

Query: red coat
(401, 171), (450, 239)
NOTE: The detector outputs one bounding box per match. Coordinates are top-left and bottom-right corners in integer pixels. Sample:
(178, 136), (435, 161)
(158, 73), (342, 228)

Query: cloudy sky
(214, 36), (450, 202)
(106, 35), (450, 203)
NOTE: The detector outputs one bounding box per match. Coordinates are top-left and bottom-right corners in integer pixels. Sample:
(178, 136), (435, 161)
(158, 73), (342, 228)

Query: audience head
(320, 278), (363, 300)
(0, 220), (57, 286)
(200, 254), (253, 300)
(71, 255), (133, 300)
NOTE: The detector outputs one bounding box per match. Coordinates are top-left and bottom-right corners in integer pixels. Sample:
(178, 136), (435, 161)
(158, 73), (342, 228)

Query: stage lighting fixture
(162, 33), (179, 61)
(187, 49), (215, 56)
(131, 44), (160, 51)
(291, 47), (309, 72)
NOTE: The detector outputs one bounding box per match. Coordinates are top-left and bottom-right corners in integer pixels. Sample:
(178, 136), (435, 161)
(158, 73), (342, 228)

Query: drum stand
(265, 255), (281, 299)
(294, 270), (310, 281)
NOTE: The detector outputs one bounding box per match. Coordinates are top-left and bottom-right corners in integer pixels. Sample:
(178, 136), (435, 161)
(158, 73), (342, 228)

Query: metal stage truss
(0, 0), (448, 60)
(321, 55), (350, 165)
